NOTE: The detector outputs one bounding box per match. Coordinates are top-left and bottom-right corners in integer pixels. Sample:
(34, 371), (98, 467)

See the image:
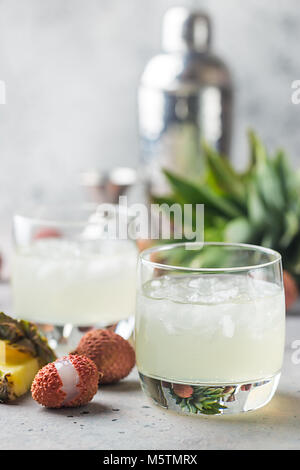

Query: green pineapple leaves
(163, 169), (242, 220)
(156, 130), (300, 277)
(204, 142), (246, 208)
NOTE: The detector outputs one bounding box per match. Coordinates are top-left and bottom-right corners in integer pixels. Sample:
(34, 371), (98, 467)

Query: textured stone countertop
(0, 282), (299, 450)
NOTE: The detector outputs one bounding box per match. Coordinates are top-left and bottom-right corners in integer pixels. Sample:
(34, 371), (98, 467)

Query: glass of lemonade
(135, 242), (285, 415)
(12, 204), (138, 350)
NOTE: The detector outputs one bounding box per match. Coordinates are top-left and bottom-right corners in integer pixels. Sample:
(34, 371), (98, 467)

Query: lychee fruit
(31, 354), (99, 408)
(34, 228), (62, 240)
(75, 329), (135, 384)
(173, 383), (194, 398)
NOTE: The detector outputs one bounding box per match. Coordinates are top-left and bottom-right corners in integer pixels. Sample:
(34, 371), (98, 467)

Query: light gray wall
(0, 0), (300, 253)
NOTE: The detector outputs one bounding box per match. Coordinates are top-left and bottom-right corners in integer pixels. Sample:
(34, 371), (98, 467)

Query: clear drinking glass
(135, 242), (285, 415)
(12, 204), (138, 351)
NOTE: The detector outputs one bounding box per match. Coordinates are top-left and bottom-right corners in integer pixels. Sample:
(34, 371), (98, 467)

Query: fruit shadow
(41, 400), (112, 417)
(101, 378), (141, 393)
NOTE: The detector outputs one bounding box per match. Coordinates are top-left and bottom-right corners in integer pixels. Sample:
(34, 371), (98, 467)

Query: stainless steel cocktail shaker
(138, 7), (233, 197)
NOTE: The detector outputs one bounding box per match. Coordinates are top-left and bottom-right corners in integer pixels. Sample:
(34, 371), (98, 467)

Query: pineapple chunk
(0, 341), (4, 363)
(0, 313), (56, 402)
(0, 357), (39, 401)
(0, 340), (33, 364)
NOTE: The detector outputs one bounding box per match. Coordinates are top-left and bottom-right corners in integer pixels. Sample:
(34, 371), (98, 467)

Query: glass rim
(13, 203), (137, 228)
(139, 241), (282, 273)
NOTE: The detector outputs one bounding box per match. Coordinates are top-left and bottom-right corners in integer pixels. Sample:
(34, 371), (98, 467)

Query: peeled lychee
(31, 354), (99, 408)
(75, 329), (135, 384)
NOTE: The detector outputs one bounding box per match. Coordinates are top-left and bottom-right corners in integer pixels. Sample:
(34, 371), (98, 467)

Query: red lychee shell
(75, 329), (135, 384)
(34, 228), (62, 240)
(31, 354), (99, 408)
(173, 384), (194, 398)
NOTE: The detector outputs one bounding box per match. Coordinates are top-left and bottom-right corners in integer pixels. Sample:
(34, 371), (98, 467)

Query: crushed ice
(143, 274), (281, 305)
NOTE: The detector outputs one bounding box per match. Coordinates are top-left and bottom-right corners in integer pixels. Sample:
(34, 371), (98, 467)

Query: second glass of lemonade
(12, 204), (138, 350)
(135, 242), (285, 415)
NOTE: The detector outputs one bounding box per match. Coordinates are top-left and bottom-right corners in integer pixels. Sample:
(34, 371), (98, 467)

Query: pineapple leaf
(280, 211), (299, 248)
(163, 169), (242, 219)
(247, 179), (268, 228)
(224, 217), (257, 244)
(254, 151), (285, 214)
(248, 130), (268, 167)
(273, 149), (296, 202)
(203, 142), (246, 204)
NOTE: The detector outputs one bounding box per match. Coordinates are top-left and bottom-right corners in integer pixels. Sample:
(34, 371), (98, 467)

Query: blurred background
(0, 0), (300, 268)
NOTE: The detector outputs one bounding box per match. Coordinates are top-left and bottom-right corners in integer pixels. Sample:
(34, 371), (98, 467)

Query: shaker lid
(162, 6), (211, 53)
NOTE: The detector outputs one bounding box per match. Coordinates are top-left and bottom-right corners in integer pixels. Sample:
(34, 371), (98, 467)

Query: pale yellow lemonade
(135, 274), (285, 385)
(12, 238), (137, 326)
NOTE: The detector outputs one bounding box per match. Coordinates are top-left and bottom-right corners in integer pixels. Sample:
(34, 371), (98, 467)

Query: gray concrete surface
(0, 282), (299, 450)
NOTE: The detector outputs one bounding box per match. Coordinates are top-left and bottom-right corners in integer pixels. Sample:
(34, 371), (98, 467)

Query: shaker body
(138, 8), (233, 197)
